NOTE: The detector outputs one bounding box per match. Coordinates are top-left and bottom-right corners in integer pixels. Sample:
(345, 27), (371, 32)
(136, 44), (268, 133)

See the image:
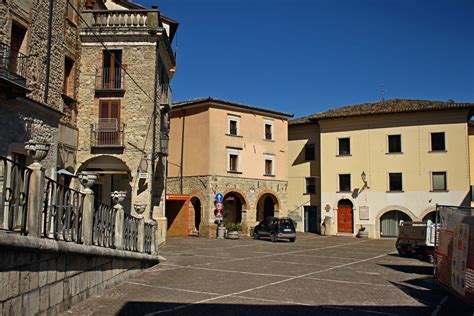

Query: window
(227, 148), (241, 173)
(263, 154), (275, 176)
(338, 138), (350, 155)
(305, 144), (315, 160)
(388, 135), (402, 153)
(432, 172), (447, 191)
(305, 178), (316, 194)
(8, 22), (28, 76)
(63, 57), (75, 97)
(66, 0), (80, 23)
(264, 119), (273, 140)
(102, 50), (122, 89)
(229, 155), (238, 172)
(227, 115), (240, 136)
(265, 159), (273, 175)
(389, 173), (403, 191)
(339, 174), (351, 192)
(96, 100), (121, 146)
(431, 132), (446, 151)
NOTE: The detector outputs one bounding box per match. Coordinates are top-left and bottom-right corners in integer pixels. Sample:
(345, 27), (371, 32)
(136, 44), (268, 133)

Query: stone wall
(0, 95), (60, 173)
(167, 175), (288, 237)
(0, 234), (158, 316)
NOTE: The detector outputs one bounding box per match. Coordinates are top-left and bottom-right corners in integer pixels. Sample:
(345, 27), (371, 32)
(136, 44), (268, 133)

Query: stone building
(167, 98), (293, 238)
(0, 0), (80, 176)
(288, 99), (474, 238)
(75, 0), (178, 244)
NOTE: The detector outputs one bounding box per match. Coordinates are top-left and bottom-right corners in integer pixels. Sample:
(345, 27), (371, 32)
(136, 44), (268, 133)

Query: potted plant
(225, 223), (241, 240)
(357, 225), (369, 238)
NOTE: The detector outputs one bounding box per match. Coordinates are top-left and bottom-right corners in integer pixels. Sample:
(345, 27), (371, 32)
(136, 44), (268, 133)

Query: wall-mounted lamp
(361, 171), (370, 189)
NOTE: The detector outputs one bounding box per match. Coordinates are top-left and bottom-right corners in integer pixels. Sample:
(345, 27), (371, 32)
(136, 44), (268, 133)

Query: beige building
(75, 0), (178, 244)
(167, 98), (293, 237)
(288, 99), (473, 238)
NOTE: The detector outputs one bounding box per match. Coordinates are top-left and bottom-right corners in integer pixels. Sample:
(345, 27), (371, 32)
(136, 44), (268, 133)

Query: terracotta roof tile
(290, 99), (474, 124)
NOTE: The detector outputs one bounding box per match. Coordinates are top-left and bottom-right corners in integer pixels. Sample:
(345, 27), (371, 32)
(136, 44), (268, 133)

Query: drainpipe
(150, 39), (160, 219)
(44, 0), (54, 104)
(180, 111), (185, 194)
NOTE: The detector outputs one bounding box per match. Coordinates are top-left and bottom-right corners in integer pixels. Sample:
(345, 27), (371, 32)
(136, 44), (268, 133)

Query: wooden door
(337, 205), (353, 233)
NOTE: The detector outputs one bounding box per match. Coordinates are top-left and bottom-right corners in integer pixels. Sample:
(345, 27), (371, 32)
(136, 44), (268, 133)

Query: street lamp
(361, 171), (370, 189)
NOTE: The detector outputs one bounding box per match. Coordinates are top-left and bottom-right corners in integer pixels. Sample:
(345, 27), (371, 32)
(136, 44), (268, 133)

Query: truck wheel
(398, 249), (408, 257)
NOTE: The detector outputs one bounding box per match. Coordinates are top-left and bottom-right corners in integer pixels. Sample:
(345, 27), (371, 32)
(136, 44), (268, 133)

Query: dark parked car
(253, 217), (296, 242)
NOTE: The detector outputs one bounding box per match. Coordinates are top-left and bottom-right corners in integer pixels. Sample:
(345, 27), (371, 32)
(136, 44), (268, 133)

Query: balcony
(0, 42), (29, 93)
(91, 119), (124, 148)
(95, 68), (125, 96)
(160, 83), (172, 106)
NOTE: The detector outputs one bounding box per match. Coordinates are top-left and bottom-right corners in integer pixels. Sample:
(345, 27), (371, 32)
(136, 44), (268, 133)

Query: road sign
(216, 193), (223, 203)
(215, 211), (223, 218)
(215, 202), (224, 211)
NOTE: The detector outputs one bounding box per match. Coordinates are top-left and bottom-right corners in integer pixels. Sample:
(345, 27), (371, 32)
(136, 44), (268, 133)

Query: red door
(337, 206), (353, 233)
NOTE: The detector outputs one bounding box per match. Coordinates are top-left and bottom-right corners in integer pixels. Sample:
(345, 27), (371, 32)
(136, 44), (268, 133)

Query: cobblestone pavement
(63, 234), (473, 316)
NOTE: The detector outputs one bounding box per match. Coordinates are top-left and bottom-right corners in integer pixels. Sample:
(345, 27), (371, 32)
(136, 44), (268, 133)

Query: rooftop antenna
(381, 85), (387, 101)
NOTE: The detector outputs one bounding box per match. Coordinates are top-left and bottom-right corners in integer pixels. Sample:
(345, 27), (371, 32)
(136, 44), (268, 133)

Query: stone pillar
(79, 172), (97, 245)
(137, 218), (145, 253)
(147, 219), (158, 254)
(112, 191), (126, 250)
(25, 142), (50, 238)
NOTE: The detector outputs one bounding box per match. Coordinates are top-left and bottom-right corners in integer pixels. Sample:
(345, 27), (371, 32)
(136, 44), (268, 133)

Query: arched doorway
(337, 199), (353, 233)
(223, 192), (244, 224)
(256, 193), (279, 222)
(77, 156), (131, 211)
(380, 210), (411, 237)
(190, 197), (202, 235)
(422, 211), (438, 223)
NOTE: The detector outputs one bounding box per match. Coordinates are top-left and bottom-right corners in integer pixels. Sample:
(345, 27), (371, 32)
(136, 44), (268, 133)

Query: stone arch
(223, 191), (248, 224)
(189, 189), (205, 235)
(222, 188), (249, 211)
(419, 206), (437, 222)
(255, 190), (281, 222)
(375, 205), (416, 238)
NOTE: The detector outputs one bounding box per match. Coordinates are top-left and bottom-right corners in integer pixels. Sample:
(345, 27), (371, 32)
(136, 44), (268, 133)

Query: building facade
(167, 98), (292, 237)
(288, 99), (473, 238)
(74, 0), (178, 244)
(287, 118), (321, 232)
(0, 0), (80, 176)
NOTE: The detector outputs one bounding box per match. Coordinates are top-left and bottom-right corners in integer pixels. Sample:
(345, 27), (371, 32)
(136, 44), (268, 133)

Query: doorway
(337, 199), (353, 233)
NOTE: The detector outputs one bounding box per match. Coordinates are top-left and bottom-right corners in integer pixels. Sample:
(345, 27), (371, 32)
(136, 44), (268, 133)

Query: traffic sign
(215, 202), (224, 211)
(216, 193), (223, 203)
(215, 211), (223, 218)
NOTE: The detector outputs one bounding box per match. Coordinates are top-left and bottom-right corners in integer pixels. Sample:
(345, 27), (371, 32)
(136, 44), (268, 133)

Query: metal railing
(95, 67), (125, 90)
(0, 156), (32, 234)
(91, 119), (125, 147)
(0, 42), (28, 80)
(90, 10), (150, 28)
(92, 201), (117, 248)
(42, 177), (85, 243)
(144, 222), (153, 254)
(123, 213), (139, 252)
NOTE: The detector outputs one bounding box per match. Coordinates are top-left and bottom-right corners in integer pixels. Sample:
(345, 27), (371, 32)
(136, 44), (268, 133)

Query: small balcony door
(98, 100), (120, 145)
(102, 50), (122, 89)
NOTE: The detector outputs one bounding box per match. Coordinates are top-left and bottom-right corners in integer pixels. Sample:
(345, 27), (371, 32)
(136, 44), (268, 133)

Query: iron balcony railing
(0, 42), (28, 82)
(95, 67), (125, 91)
(91, 118), (125, 147)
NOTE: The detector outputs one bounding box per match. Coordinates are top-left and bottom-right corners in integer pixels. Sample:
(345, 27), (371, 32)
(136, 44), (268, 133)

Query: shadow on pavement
(116, 302), (434, 316)
(379, 264), (434, 275)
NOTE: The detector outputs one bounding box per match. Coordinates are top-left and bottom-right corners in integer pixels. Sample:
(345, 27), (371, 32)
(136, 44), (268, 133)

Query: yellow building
(288, 99), (473, 238)
(167, 98), (293, 237)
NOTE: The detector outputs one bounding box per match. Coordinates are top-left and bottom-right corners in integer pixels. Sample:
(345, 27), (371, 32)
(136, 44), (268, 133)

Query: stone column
(25, 142), (50, 238)
(112, 191), (126, 250)
(79, 172), (97, 245)
(134, 203), (146, 253)
(147, 219), (158, 254)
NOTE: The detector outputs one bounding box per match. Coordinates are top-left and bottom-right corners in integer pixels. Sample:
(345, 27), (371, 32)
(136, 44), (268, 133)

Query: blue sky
(136, 0), (474, 118)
